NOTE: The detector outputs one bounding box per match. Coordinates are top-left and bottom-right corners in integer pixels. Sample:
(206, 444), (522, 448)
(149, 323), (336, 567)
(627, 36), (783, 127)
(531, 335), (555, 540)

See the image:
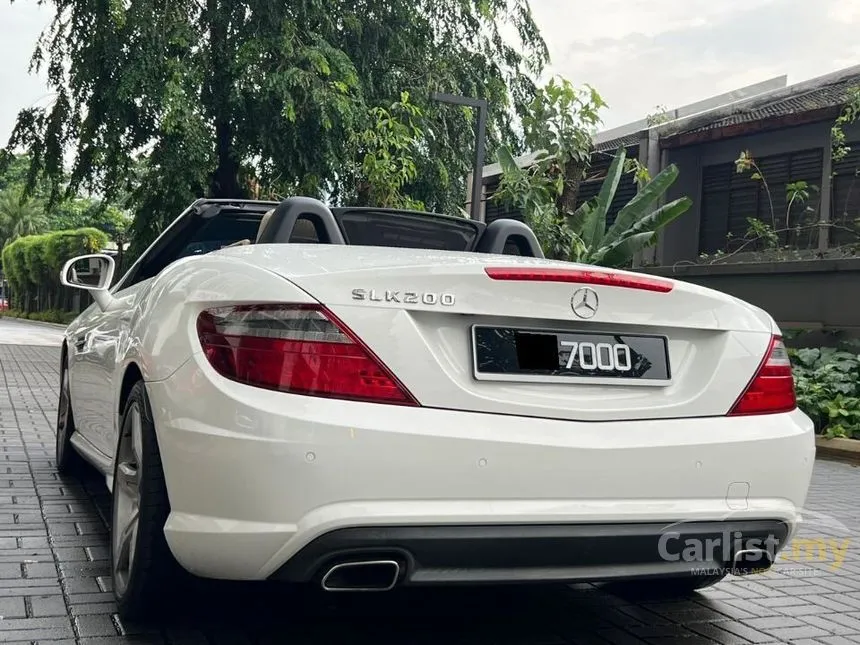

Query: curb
(0, 316), (68, 330)
(816, 436), (860, 465)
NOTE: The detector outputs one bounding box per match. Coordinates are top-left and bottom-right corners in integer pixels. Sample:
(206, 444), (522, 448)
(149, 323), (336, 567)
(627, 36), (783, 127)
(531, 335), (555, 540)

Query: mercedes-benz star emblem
(571, 287), (599, 319)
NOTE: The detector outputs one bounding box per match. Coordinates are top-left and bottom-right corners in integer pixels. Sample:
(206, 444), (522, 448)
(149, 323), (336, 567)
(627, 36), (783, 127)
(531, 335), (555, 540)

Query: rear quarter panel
(123, 255), (318, 385)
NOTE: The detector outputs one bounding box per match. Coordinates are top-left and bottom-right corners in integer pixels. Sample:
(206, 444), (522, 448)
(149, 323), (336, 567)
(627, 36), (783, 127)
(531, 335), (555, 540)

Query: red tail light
(728, 336), (796, 416)
(484, 267), (674, 293)
(196, 304), (418, 406)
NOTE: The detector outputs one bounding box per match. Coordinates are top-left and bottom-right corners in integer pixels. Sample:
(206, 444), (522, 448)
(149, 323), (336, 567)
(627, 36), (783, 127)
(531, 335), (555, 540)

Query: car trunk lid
(219, 245), (776, 422)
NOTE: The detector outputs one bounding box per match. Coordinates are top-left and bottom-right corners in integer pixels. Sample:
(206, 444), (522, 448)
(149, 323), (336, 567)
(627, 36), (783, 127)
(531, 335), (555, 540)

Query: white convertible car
(56, 197), (815, 619)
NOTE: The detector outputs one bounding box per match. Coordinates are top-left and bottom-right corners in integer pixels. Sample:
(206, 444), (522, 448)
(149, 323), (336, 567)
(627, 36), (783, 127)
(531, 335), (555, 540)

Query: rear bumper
(269, 520), (790, 585)
(146, 355), (816, 582)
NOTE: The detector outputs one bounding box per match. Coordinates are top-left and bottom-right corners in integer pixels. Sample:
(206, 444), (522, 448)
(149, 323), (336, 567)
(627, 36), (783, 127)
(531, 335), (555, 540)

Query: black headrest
(475, 219), (544, 258)
(255, 197), (345, 245)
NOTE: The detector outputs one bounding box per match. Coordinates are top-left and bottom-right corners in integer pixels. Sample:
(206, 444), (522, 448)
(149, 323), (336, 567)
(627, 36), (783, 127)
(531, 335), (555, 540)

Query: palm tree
(0, 189), (48, 244)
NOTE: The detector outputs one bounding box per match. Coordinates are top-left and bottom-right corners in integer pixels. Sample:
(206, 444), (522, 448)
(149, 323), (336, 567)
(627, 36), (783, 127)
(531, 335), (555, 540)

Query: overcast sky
(2, 0), (859, 145)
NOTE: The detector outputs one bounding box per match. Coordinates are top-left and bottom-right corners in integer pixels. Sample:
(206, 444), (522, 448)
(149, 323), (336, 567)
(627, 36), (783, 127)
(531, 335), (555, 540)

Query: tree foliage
(492, 77), (692, 266)
(0, 188), (49, 244)
(350, 91), (426, 210)
(50, 198), (131, 247)
(1, 227), (108, 312)
(492, 76), (606, 256)
(0, 154), (131, 251)
(7, 0), (549, 252)
(566, 148), (692, 266)
(520, 77), (606, 217)
(0, 152), (40, 193)
(497, 146), (692, 266)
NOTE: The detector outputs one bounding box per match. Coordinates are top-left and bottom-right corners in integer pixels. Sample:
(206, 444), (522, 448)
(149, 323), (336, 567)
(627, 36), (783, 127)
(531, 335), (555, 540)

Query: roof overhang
(660, 105), (843, 149)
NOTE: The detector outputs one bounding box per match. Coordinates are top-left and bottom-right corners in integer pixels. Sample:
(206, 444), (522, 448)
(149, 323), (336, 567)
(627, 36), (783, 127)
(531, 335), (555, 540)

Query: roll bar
(475, 219), (544, 258)
(255, 197), (346, 245)
(255, 196), (543, 258)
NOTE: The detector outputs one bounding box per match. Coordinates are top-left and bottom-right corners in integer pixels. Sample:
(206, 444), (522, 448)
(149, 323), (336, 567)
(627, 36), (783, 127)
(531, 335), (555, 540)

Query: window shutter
(698, 163), (732, 254)
(699, 147), (823, 254)
(578, 147), (638, 230)
(831, 141), (860, 249)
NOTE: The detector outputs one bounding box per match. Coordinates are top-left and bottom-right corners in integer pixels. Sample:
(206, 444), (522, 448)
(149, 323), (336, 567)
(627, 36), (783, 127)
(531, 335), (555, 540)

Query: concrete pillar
(464, 175), (488, 222)
(653, 147), (670, 265)
(632, 133), (651, 268)
(479, 182), (487, 222)
(464, 173), (474, 219)
(638, 130), (663, 266)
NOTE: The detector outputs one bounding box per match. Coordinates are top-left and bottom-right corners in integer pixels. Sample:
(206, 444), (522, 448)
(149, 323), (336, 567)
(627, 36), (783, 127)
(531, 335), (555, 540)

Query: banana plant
(567, 147), (692, 267)
(494, 146), (692, 267)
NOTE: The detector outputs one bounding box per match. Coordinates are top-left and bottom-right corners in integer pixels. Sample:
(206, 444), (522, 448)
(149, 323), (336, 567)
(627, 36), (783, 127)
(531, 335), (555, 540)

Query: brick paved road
(2, 327), (860, 644)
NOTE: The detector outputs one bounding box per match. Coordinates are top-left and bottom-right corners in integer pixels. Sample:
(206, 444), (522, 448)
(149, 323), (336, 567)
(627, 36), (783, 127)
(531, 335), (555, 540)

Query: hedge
(1, 228), (109, 314)
(0, 309), (80, 325)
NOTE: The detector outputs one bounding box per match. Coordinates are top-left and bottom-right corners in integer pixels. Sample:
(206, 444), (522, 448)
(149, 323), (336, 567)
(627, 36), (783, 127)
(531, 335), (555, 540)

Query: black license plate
(472, 326), (670, 383)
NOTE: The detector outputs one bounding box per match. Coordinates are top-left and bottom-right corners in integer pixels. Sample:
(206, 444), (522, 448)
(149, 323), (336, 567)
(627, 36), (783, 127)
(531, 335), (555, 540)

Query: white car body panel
(217, 244), (776, 332)
(58, 204), (816, 587)
(206, 245), (776, 422)
(64, 255), (319, 457)
(147, 354), (813, 579)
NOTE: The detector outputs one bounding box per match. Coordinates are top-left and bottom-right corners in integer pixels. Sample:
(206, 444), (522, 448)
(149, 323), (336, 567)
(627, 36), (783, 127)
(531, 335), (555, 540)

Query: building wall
(838, 118), (860, 142)
(831, 119), (860, 247)
(642, 258), (860, 341)
(477, 117), (860, 267)
(658, 146), (702, 266)
(657, 121), (834, 265)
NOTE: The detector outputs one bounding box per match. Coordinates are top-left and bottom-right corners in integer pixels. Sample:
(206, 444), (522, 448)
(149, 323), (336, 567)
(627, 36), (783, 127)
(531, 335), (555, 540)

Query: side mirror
(60, 254), (116, 311)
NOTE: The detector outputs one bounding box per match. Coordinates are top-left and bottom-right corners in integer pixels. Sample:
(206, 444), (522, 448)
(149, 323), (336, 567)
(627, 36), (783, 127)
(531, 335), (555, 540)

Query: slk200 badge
(352, 289), (456, 306)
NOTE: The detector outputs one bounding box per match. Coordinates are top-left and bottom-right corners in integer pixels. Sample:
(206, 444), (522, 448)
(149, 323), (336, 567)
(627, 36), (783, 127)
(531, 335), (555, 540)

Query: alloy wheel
(112, 402), (144, 597)
(56, 368), (71, 464)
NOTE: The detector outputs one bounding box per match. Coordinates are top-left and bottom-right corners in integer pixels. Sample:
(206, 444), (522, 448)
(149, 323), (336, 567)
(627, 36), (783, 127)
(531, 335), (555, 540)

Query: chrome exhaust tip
(320, 559), (401, 592)
(731, 548), (774, 576)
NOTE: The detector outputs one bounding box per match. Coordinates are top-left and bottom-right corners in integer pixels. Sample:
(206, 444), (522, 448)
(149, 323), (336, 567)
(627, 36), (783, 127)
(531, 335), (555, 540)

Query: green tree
(496, 146), (691, 266)
(0, 153), (38, 193)
(7, 0), (548, 253)
(1, 154), (137, 263)
(49, 197), (130, 244)
(351, 92), (426, 210)
(492, 76), (606, 256)
(49, 197), (131, 269)
(520, 77), (607, 218)
(561, 148), (691, 266)
(1, 228), (109, 313)
(492, 76), (693, 266)
(0, 188), (48, 244)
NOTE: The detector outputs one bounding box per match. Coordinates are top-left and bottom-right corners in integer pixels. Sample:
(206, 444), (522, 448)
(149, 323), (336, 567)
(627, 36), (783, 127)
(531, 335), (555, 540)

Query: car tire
(111, 380), (182, 622)
(607, 573), (726, 598)
(56, 357), (86, 475)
